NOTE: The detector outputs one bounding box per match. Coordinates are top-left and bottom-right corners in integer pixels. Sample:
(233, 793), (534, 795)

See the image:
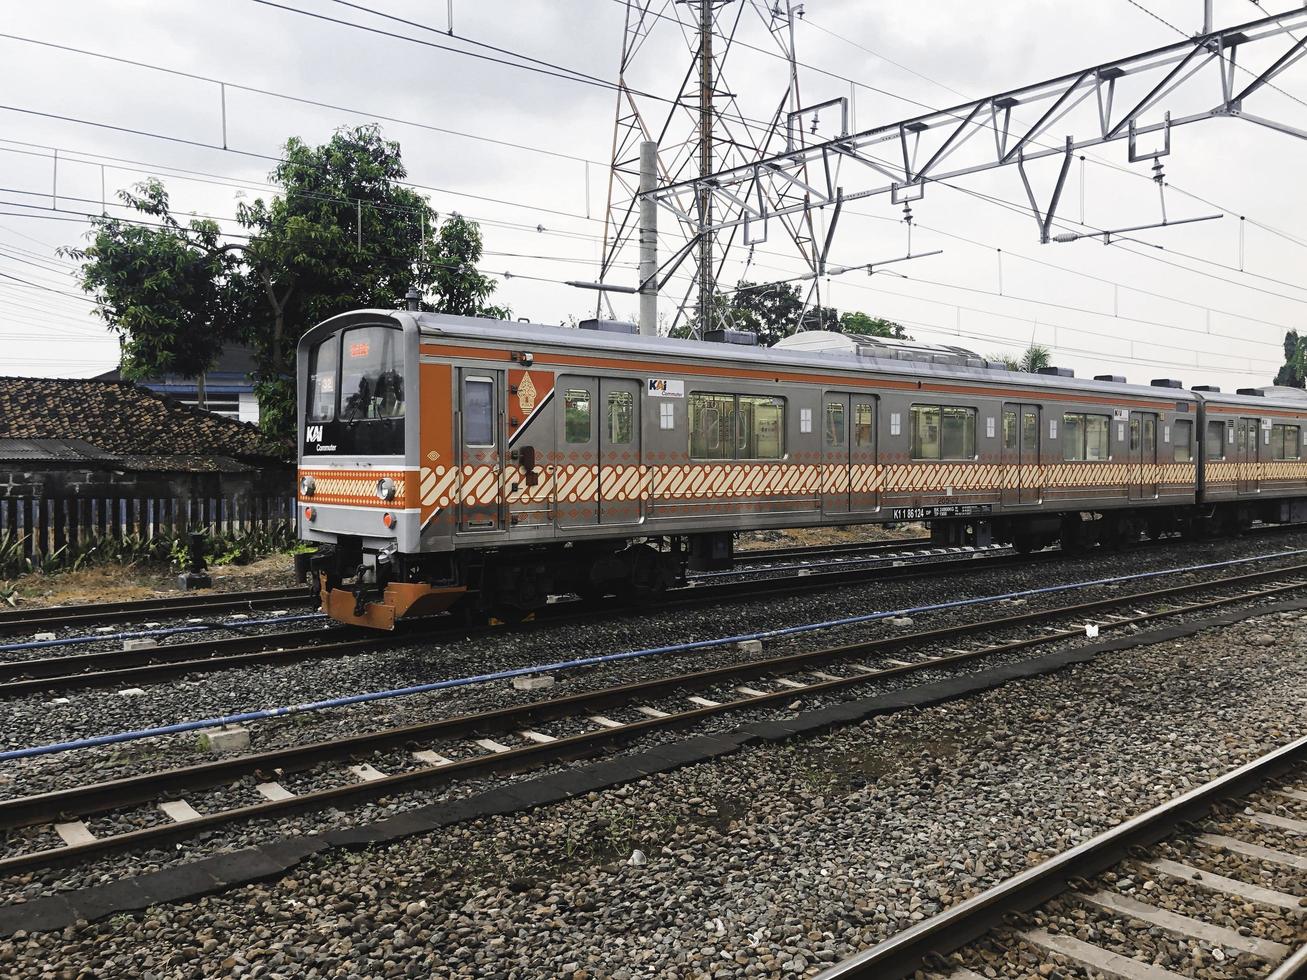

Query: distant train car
(296, 308), (1307, 628)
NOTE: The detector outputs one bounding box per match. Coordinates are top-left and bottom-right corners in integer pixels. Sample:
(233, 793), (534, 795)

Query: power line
(0, 32), (603, 167)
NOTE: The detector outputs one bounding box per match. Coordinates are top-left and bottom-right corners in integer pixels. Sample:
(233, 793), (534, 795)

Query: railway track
(815, 735), (1307, 980)
(0, 586), (312, 637)
(4, 556), (1307, 878)
(0, 544), (1039, 697)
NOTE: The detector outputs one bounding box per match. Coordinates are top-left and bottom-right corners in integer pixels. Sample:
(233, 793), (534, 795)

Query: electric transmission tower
(597, 0), (819, 337)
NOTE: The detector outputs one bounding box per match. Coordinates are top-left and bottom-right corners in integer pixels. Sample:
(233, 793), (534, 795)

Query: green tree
(66, 124), (509, 436)
(991, 343), (1052, 372)
(836, 311), (909, 339)
(1274, 330), (1305, 387)
(60, 181), (240, 409)
(726, 281), (805, 346)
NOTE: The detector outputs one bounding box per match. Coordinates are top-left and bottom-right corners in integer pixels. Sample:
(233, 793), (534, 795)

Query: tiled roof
(0, 377), (289, 463)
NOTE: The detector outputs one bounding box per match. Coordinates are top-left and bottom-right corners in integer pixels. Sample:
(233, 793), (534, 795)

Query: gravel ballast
(2, 585), (1304, 977)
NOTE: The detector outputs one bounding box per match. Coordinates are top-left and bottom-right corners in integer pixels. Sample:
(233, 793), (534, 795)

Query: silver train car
(296, 309), (1307, 627)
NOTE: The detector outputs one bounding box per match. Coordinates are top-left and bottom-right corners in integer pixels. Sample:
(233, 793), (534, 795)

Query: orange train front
(297, 308), (1307, 629)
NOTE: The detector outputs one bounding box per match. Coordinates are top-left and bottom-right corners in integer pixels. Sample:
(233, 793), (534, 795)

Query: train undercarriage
(305, 497), (1307, 628)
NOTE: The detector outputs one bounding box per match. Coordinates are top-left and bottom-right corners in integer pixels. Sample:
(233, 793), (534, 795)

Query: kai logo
(306, 425), (324, 442)
(517, 371), (538, 415)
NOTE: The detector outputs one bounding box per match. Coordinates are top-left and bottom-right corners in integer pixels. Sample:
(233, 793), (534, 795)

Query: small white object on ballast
(33, 632), (56, 642)
(117, 688), (146, 697)
(512, 674), (555, 691)
(736, 639), (763, 654)
(628, 849), (647, 866)
(1085, 624), (1100, 638)
(123, 638), (158, 651)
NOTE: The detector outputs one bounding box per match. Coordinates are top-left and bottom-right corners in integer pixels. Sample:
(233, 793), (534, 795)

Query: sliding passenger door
(598, 378), (643, 524)
(555, 377), (599, 527)
(1001, 403), (1042, 505)
(821, 394), (851, 516)
(457, 369), (504, 532)
(1129, 411), (1158, 500)
(1237, 417), (1261, 494)
(850, 395), (879, 513)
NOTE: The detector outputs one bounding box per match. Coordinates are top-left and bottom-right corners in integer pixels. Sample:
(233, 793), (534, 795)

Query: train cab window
(854, 404), (874, 448)
(824, 402), (846, 447)
(339, 326), (405, 420)
(462, 377), (495, 446)
(1272, 423), (1301, 460)
(1062, 413), (1109, 461)
(1206, 420), (1226, 459)
(1173, 420), (1193, 462)
(306, 336), (338, 422)
(606, 391), (633, 444)
(564, 389), (592, 443)
(911, 405), (976, 460)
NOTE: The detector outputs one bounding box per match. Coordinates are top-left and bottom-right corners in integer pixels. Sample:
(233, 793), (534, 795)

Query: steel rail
(0, 586), (311, 636)
(814, 734), (1307, 980)
(0, 548), (1043, 696)
(2, 561), (1305, 875)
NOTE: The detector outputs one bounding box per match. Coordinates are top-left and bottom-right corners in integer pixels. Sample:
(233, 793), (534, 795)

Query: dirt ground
(3, 524), (922, 609)
(734, 522), (926, 550)
(1, 552), (298, 609)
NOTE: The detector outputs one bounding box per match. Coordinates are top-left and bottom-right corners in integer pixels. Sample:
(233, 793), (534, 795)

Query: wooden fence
(0, 493), (295, 559)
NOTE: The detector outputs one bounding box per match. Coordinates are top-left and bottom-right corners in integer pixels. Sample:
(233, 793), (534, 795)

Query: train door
(457, 369), (504, 532)
(850, 395), (879, 512)
(1001, 403), (1042, 505)
(821, 394), (851, 516)
(599, 378), (643, 524)
(1129, 411), (1158, 500)
(1237, 417), (1261, 493)
(555, 376), (599, 527)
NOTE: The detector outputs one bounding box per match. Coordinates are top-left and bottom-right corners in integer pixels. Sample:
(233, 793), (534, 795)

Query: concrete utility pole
(638, 140), (658, 336)
(696, 0), (714, 336)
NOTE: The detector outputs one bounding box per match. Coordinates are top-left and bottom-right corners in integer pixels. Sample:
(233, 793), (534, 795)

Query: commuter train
(297, 307), (1307, 628)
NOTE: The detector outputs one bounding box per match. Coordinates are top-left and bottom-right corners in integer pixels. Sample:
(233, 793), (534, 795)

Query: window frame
(1061, 412), (1111, 462)
(563, 387), (593, 445)
(1205, 420), (1227, 460)
(688, 391), (786, 461)
(606, 390), (634, 445)
(910, 404), (977, 461)
(338, 325), (406, 422)
(306, 335), (340, 423)
(1172, 419), (1194, 463)
(461, 375), (496, 448)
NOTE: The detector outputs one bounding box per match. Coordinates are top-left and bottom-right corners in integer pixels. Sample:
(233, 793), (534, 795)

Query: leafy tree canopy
(835, 311), (909, 339)
(989, 343), (1053, 373)
(1274, 330), (1306, 388)
(675, 280), (909, 345)
(66, 124), (508, 435)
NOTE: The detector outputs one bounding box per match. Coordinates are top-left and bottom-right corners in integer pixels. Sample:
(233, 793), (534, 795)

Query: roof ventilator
(1191, 384), (1221, 392)
(703, 328), (758, 346)
(1037, 366), (1074, 377)
(1151, 378), (1183, 388)
(578, 318), (638, 335)
(1094, 374), (1127, 383)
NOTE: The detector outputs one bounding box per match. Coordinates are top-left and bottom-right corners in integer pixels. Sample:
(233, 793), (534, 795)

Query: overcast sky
(1, 0), (1305, 392)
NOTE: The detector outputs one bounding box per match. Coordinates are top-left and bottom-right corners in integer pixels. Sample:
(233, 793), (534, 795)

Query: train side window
(1002, 410), (1017, 451)
(606, 391), (633, 444)
(1173, 420), (1193, 462)
(824, 402), (846, 447)
(564, 388), (592, 443)
(1205, 420), (1226, 459)
(1129, 418), (1141, 452)
(911, 405), (976, 460)
(1062, 413), (1110, 461)
(462, 377), (495, 446)
(1272, 423), (1301, 460)
(307, 336), (338, 422)
(689, 392), (733, 460)
(740, 395), (785, 459)
(854, 404), (874, 448)
(1061, 413), (1083, 461)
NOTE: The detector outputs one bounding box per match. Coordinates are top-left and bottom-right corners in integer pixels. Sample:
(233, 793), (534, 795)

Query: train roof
(400, 310), (1202, 404)
(315, 309), (1299, 412)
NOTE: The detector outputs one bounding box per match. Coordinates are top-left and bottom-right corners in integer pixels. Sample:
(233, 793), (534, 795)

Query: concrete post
(638, 140), (658, 336)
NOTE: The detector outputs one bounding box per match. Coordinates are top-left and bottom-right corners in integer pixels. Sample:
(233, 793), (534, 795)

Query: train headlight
(376, 477), (398, 501)
(300, 475), (316, 497)
(304, 506), (316, 522)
